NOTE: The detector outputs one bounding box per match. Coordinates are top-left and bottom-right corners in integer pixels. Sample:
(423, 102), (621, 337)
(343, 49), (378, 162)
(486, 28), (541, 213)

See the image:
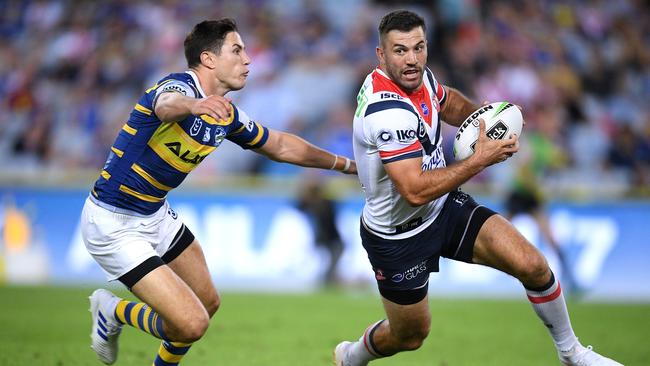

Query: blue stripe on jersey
(425, 68), (442, 147)
(365, 100), (418, 117)
(381, 150), (422, 164)
(227, 122), (270, 150)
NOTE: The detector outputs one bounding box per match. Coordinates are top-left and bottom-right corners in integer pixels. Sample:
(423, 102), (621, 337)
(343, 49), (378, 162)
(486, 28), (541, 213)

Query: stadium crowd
(1, 0), (649, 197)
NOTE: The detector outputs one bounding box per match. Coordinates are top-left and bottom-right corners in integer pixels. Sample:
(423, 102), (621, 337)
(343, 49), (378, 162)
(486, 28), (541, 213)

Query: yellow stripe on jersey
(131, 163), (172, 191)
(147, 123), (216, 173)
(111, 146), (124, 158)
(145, 79), (173, 94)
(232, 124), (246, 134)
(119, 185), (165, 202)
(246, 122), (265, 146)
(158, 347), (184, 363)
(122, 124), (137, 135)
(199, 105), (235, 126)
(100, 170), (111, 180)
(91, 188), (98, 197)
(134, 103), (153, 115)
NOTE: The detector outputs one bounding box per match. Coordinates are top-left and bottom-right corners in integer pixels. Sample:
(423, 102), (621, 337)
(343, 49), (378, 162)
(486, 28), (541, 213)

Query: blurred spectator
(297, 177), (344, 286)
(0, 0), (649, 198)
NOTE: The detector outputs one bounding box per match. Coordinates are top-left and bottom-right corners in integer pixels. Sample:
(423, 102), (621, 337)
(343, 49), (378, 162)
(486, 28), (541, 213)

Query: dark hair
(184, 18), (238, 68)
(378, 10), (426, 44)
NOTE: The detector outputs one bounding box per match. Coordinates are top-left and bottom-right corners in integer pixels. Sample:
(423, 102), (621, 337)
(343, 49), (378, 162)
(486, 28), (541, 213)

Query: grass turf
(0, 286), (648, 365)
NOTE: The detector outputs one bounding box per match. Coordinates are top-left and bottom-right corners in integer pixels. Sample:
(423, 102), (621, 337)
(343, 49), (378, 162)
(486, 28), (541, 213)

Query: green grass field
(1, 286), (648, 366)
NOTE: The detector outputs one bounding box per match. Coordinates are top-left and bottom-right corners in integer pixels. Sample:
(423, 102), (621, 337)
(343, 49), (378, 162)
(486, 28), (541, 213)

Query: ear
(376, 46), (385, 65)
(200, 51), (216, 69)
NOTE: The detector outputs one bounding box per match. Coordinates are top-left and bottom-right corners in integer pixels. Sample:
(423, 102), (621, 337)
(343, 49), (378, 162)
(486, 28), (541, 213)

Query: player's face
(212, 31), (251, 91)
(377, 27), (427, 93)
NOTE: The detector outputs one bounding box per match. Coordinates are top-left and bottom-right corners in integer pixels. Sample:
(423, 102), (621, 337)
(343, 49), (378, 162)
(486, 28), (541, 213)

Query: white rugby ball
(453, 101), (523, 160)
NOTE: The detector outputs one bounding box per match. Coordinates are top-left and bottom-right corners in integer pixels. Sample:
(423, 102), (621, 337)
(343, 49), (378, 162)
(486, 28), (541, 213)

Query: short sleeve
(227, 106), (269, 150)
(152, 78), (197, 108)
(426, 68), (447, 105)
(365, 102), (423, 164)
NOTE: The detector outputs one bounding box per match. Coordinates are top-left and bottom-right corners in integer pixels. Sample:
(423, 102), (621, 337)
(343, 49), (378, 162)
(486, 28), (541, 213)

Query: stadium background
(1, 0), (649, 365)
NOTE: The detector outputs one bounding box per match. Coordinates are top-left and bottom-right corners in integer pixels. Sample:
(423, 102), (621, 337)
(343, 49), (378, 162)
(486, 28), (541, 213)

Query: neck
(190, 67), (229, 97)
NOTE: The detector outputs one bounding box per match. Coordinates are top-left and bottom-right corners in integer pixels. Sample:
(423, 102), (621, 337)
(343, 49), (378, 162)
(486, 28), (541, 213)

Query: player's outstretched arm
(384, 119), (518, 206)
(254, 129), (356, 174)
(154, 93), (231, 123)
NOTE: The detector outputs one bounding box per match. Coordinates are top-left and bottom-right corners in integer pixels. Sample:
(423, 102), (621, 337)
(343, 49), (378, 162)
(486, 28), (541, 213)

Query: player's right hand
(470, 118), (519, 167)
(191, 95), (232, 121)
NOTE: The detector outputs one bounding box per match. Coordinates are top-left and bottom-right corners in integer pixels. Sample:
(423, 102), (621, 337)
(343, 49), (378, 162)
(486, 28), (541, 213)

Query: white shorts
(81, 197), (184, 282)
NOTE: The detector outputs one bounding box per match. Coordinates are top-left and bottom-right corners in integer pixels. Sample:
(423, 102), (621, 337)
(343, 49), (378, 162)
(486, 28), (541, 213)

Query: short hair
(184, 19), (238, 68)
(378, 10), (426, 45)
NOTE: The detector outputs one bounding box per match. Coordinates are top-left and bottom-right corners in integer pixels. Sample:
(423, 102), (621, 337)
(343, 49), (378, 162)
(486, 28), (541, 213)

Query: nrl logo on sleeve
(190, 118), (203, 136)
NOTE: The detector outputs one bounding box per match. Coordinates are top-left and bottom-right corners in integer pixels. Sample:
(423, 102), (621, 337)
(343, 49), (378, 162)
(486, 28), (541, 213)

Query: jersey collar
(185, 70), (207, 98)
(374, 67), (424, 96)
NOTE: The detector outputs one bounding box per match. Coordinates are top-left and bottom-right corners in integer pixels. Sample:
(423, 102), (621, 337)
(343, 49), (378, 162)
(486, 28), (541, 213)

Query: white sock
(347, 320), (385, 365)
(525, 272), (578, 352)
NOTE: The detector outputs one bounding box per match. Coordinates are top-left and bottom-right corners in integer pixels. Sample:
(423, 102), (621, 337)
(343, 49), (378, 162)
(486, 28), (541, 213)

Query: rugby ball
(452, 102), (523, 160)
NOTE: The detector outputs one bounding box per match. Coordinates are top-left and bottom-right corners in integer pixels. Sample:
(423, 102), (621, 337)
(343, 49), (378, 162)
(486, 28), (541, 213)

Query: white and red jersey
(353, 67), (449, 239)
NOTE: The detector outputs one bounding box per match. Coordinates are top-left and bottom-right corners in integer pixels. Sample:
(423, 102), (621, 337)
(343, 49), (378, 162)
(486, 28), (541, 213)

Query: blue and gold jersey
(91, 71), (269, 215)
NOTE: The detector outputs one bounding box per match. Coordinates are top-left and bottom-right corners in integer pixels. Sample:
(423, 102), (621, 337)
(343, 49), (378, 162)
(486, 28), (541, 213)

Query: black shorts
(361, 190), (495, 304)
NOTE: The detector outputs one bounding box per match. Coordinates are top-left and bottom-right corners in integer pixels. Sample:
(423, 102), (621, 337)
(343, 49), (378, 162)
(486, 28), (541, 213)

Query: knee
(205, 293), (221, 318)
(519, 251), (550, 285)
(175, 311), (210, 343)
(394, 323), (430, 351)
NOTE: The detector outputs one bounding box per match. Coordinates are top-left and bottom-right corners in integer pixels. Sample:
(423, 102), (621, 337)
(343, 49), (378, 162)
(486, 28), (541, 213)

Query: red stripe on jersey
(371, 69), (407, 97)
(379, 141), (422, 158)
(371, 68), (434, 126)
(527, 283), (562, 304)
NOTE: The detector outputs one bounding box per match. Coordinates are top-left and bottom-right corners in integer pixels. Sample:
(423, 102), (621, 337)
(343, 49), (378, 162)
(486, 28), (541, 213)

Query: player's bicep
(152, 79), (196, 108)
(383, 156), (423, 200)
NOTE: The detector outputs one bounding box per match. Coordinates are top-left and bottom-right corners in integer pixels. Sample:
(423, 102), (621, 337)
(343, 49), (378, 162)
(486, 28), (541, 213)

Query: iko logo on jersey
(396, 129), (417, 142)
(391, 260), (428, 283)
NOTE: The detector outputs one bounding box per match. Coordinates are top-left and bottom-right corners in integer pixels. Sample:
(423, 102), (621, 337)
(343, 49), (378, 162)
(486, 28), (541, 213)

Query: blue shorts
(361, 190), (495, 304)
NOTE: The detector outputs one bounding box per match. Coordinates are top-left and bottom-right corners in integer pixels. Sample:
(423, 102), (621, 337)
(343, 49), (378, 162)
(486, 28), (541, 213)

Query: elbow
(402, 189), (447, 207)
(402, 191), (428, 207)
